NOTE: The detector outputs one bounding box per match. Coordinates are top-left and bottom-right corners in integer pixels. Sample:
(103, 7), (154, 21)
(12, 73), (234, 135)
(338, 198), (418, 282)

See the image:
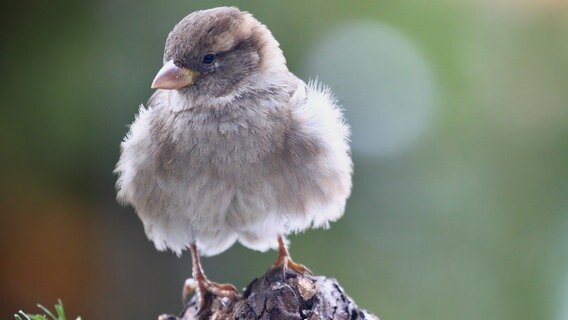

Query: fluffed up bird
(115, 6), (352, 311)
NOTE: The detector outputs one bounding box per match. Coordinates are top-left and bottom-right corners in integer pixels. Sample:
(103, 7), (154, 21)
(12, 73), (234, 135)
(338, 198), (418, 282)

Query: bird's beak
(151, 60), (197, 90)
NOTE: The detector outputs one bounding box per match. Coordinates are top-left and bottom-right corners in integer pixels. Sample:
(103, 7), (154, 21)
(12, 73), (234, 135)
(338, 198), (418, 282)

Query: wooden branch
(159, 267), (378, 320)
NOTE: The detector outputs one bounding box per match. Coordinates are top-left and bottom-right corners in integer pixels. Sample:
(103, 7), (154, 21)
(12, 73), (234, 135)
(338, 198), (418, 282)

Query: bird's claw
(182, 278), (198, 304)
(286, 259), (312, 275)
(273, 255), (312, 275)
(201, 281), (240, 300)
(273, 236), (312, 275)
(182, 277), (239, 309)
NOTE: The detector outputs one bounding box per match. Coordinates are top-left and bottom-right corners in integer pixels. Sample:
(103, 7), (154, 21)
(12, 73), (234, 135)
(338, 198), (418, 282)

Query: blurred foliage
(1, 0), (567, 319)
(14, 300), (80, 320)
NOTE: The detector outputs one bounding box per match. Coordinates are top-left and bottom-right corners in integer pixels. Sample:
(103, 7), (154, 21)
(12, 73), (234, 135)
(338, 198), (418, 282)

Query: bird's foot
(286, 258), (312, 275)
(273, 255), (312, 275)
(273, 236), (312, 275)
(271, 255), (313, 284)
(182, 277), (239, 309)
(182, 278), (198, 304)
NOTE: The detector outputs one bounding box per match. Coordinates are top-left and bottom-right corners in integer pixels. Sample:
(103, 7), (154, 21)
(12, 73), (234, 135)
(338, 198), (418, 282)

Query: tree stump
(159, 267), (378, 320)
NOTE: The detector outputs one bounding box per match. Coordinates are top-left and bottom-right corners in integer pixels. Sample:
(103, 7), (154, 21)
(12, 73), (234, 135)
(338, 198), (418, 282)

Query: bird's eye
(202, 54), (216, 64)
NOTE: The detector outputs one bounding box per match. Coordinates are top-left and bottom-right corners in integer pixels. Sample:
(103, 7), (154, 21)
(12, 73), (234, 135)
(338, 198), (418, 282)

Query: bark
(158, 267), (378, 320)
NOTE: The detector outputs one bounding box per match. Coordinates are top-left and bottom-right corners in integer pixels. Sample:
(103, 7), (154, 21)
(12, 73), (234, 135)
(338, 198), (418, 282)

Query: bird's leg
(183, 243), (239, 309)
(272, 235), (312, 274)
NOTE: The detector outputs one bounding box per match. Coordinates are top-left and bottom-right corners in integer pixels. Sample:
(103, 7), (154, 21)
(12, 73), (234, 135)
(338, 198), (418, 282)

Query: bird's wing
(289, 78), (351, 161)
(285, 78), (353, 227)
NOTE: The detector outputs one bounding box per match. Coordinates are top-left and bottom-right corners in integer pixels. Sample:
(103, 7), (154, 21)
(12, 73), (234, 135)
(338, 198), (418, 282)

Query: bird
(115, 6), (352, 311)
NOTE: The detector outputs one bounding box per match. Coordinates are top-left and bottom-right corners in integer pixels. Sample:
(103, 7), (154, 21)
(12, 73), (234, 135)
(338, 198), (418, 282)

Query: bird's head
(151, 7), (287, 98)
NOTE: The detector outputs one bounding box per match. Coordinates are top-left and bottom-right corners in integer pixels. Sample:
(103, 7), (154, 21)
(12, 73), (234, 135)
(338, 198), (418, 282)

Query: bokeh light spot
(303, 21), (436, 158)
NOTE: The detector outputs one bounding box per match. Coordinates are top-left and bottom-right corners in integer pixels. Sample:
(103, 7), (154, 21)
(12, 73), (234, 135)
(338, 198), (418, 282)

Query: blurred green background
(1, 0), (567, 319)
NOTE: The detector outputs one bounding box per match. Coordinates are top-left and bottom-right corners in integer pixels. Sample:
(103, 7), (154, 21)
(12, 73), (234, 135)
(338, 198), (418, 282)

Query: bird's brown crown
(163, 7), (286, 76)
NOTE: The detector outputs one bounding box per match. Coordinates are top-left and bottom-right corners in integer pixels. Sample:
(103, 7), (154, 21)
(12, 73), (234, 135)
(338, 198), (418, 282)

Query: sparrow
(115, 6), (352, 310)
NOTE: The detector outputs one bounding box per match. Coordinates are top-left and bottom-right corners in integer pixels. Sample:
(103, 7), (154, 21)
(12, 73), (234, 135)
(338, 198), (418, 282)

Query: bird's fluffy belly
(127, 134), (345, 256)
(116, 82), (352, 256)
